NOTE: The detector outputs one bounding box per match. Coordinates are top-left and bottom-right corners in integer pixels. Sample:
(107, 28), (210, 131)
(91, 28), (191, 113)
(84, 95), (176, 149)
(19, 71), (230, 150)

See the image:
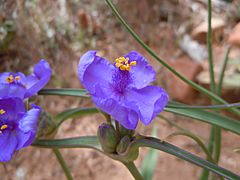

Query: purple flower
(78, 50), (169, 129)
(0, 97), (41, 162)
(0, 59), (52, 99)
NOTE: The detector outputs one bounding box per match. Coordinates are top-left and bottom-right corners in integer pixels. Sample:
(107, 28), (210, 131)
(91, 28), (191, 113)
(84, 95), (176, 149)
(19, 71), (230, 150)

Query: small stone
(192, 18), (225, 44)
(164, 57), (203, 103)
(179, 35), (208, 62)
(228, 23), (240, 46)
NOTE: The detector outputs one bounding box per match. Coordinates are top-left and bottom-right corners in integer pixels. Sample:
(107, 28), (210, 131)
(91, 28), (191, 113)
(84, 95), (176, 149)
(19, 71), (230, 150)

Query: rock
(179, 35), (208, 62)
(78, 9), (91, 30)
(192, 18), (225, 44)
(228, 23), (240, 46)
(165, 57), (203, 103)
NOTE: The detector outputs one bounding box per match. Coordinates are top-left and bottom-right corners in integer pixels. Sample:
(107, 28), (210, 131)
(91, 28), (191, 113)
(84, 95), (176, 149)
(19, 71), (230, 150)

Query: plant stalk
(53, 148), (73, 180)
(122, 162), (144, 180)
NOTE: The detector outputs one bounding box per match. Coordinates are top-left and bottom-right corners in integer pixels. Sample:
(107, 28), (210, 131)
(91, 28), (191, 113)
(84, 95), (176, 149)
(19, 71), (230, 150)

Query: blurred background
(0, 0), (240, 179)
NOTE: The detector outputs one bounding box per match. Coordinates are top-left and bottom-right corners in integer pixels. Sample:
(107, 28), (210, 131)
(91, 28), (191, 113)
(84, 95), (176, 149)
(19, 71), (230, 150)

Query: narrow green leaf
(38, 88), (90, 98)
(136, 137), (239, 180)
(167, 131), (215, 163)
(33, 136), (101, 150)
(33, 136), (240, 179)
(38, 89), (240, 110)
(164, 107), (240, 135)
(54, 107), (99, 127)
(141, 126), (159, 180)
(167, 101), (240, 109)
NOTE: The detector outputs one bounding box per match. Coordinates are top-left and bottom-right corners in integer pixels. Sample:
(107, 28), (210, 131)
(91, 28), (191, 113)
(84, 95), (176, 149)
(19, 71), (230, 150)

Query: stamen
(15, 76), (21, 81)
(0, 124), (8, 130)
(6, 75), (14, 83)
(130, 61), (136, 66)
(115, 57), (137, 71)
(0, 109), (5, 115)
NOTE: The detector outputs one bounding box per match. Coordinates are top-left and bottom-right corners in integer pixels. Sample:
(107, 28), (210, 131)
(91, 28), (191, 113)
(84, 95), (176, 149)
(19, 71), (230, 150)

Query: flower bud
(97, 123), (119, 153)
(37, 111), (57, 138)
(119, 124), (135, 138)
(116, 135), (131, 154)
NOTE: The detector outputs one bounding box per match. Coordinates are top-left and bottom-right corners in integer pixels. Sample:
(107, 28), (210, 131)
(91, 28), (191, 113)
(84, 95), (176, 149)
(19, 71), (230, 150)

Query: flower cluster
(78, 50), (169, 130)
(0, 60), (52, 162)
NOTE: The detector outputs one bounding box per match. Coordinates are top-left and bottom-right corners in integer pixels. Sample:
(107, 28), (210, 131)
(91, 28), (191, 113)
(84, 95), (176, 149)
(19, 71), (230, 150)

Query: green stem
(53, 148), (73, 180)
(207, 0), (216, 93)
(122, 162), (144, 180)
(203, 2), (227, 179)
(213, 127), (221, 163)
(213, 47), (230, 164)
(105, 0), (240, 116)
(217, 46), (231, 96)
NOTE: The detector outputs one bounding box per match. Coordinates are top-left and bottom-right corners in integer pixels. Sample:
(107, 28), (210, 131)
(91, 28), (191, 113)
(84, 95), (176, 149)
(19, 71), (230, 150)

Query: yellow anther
(130, 61), (136, 66)
(6, 75), (14, 83)
(115, 57), (137, 71)
(120, 66), (127, 71)
(0, 124), (8, 130)
(0, 109), (5, 115)
(126, 65), (130, 71)
(115, 63), (122, 68)
(15, 76), (21, 81)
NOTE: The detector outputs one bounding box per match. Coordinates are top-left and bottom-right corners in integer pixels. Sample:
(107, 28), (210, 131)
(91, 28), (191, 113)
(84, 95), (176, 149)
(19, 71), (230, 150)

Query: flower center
(115, 57), (136, 71)
(6, 75), (21, 83)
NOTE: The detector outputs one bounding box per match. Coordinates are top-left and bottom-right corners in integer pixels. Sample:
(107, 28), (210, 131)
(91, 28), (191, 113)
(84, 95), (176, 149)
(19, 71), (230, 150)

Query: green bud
(37, 111), (57, 138)
(116, 135), (131, 154)
(97, 123), (119, 153)
(119, 124), (135, 138)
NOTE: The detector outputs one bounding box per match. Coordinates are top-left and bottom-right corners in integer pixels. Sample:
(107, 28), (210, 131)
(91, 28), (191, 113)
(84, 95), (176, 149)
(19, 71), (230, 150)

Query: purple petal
(16, 105), (41, 149)
(25, 59), (52, 98)
(125, 86), (169, 125)
(0, 72), (11, 82)
(0, 83), (26, 99)
(18, 104), (41, 133)
(15, 130), (35, 150)
(0, 131), (17, 162)
(78, 50), (114, 95)
(92, 95), (138, 129)
(124, 51), (156, 89)
(0, 98), (25, 121)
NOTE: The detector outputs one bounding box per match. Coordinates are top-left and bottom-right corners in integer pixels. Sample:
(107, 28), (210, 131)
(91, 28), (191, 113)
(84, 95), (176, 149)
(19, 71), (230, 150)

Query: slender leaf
(33, 136), (240, 179)
(167, 131), (215, 163)
(39, 88), (240, 110)
(33, 136), (101, 150)
(136, 137), (239, 179)
(167, 101), (240, 109)
(164, 107), (240, 135)
(54, 107), (99, 127)
(38, 88), (90, 98)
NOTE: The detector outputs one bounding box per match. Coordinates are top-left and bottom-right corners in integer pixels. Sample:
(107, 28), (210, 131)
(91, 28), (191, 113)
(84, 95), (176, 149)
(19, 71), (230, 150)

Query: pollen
(115, 57), (136, 71)
(0, 124), (8, 130)
(0, 109), (5, 114)
(15, 76), (21, 81)
(6, 75), (14, 83)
